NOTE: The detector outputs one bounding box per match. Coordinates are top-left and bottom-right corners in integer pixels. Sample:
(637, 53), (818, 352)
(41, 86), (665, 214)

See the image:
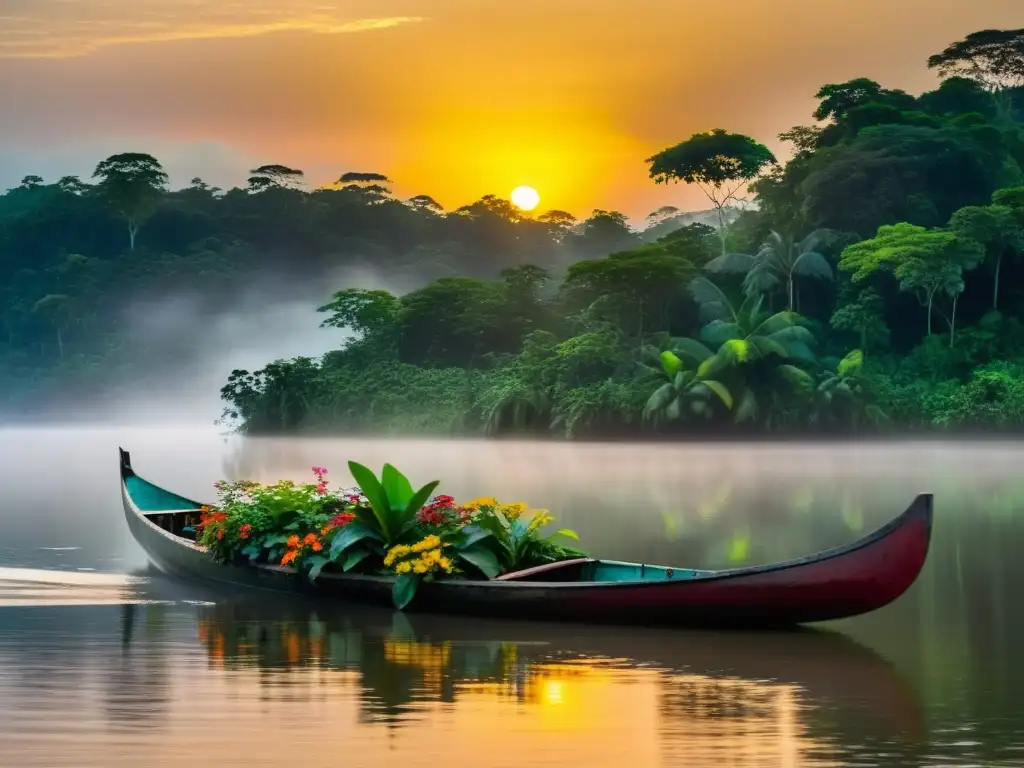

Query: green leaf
(381, 463), (415, 510)
(458, 544), (503, 579)
(457, 524), (493, 550)
(837, 349), (864, 376)
(659, 350), (683, 378)
(342, 548), (372, 572)
(697, 379), (733, 410)
(328, 521), (383, 561)
(392, 573), (420, 610)
(347, 461), (393, 540)
(543, 528), (580, 543)
(241, 544), (262, 561)
(306, 555), (329, 582)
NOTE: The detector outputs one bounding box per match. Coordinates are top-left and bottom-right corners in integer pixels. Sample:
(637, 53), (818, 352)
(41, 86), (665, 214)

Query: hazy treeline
(4, 28), (1024, 438)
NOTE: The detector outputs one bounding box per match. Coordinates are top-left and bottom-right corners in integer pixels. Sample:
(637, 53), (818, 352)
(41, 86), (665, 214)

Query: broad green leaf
(665, 398), (682, 420)
(777, 364), (814, 393)
(241, 544), (262, 561)
(458, 544), (503, 579)
(644, 383), (676, 414)
(305, 555), (329, 582)
(551, 528), (579, 541)
(381, 464), (415, 510)
(698, 352), (730, 378)
(342, 548), (372, 572)
(457, 525), (493, 550)
(697, 379), (733, 410)
(837, 349), (864, 376)
(659, 350), (683, 378)
(347, 461), (393, 540)
(734, 389), (759, 423)
(668, 337), (715, 366)
(392, 573), (420, 610)
(328, 521), (383, 561)
(701, 319), (743, 346)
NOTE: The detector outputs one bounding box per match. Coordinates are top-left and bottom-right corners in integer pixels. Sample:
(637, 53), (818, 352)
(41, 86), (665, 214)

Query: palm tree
(639, 346), (732, 425)
(666, 277), (817, 426)
(814, 349), (889, 430)
(704, 229), (834, 311)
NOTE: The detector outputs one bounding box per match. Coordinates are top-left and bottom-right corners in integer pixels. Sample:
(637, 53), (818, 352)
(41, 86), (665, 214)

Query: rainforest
(3, 29), (1024, 438)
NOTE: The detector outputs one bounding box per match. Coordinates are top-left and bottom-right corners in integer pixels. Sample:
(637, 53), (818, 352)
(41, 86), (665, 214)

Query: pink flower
(316, 481), (328, 495)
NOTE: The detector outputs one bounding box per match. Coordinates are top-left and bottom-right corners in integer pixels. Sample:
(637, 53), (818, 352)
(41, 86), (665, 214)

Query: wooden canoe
(119, 447), (933, 628)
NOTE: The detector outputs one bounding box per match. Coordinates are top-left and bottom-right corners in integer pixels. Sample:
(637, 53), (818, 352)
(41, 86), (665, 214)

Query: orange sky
(0, 1), (1020, 219)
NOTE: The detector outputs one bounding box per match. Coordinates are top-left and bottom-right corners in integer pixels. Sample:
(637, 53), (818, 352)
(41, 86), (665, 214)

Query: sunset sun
(511, 185), (541, 211)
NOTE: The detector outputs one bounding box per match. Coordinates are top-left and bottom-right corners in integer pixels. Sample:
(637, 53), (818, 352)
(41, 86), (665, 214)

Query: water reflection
(174, 598), (923, 765)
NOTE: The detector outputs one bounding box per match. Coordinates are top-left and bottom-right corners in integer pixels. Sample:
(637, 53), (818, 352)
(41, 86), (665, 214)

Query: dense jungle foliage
(4, 29), (1024, 437)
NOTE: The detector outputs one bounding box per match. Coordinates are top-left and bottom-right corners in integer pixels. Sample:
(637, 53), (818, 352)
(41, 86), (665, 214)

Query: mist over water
(1, 426), (1023, 766)
(13, 262), (440, 425)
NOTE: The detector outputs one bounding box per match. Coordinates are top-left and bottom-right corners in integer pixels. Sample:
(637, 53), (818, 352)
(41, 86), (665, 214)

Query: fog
(9, 261), (436, 426)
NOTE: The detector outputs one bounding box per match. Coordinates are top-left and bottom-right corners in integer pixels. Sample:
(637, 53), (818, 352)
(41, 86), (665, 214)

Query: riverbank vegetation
(3, 29), (1024, 436)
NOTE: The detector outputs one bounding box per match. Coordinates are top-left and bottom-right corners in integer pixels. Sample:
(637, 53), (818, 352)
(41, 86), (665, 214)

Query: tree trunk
(128, 219), (138, 251)
(715, 204), (727, 256)
(787, 277), (794, 312)
(926, 291), (934, 336)
(993, 251), (1003, 310)
(950, 293), (959, 347)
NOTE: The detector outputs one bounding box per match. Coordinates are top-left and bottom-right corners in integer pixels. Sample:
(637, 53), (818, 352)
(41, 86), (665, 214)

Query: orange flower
(311, 541), (323, 552)
(303, 533), (318, 546)
(281, 550), (298, 566)
(287, 535), (300, 549)
(321, 524), (335, 535)
(239, 524), (251, 540)
(215, 529), (225, 540)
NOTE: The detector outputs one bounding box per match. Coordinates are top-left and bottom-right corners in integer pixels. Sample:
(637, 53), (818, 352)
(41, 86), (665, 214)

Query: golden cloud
(0, 2), (425, 59)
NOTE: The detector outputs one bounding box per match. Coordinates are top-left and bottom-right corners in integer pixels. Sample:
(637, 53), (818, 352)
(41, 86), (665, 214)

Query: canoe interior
(124, 474), (202, 513)
(121, 469), (709, 584)
(123, 473), (204, 540)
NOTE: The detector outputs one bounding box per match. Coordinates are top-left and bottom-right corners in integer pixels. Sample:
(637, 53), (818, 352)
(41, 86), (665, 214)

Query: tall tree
(91, 153), (168, 250)
(928, 29), (1024, 92)
(247, 164), (304, 192)
(948, 203), (1024, 309)
(704, 229), (835, 310)
(646, 130), (777, 255)
(838, 223), (983, 336)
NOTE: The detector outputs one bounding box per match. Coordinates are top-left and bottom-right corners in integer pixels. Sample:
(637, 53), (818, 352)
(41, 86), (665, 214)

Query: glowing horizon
(0, 1), (1020, 218)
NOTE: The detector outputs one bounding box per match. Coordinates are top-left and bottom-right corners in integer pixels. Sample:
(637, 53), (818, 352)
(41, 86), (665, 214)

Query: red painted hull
(119, 447), (932, 627)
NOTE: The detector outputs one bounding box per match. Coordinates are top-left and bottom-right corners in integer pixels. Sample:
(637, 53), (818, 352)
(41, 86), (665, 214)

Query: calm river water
(1, 426), (1023, 767)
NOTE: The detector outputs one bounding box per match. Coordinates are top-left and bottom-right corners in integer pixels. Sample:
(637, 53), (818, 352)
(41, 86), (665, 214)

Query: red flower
(331, 512), (355, 528)
(239, 524), (252, 540)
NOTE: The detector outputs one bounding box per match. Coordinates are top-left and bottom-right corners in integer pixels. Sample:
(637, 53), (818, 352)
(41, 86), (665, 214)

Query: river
(0, 426), (1022, 767)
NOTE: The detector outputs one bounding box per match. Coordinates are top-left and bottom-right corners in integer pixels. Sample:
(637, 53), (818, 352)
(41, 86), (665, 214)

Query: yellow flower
(465, 496), (498, 509)
(438, 556), (452, 572)
(395, 561), (413, 574)
(499, 502), (528, 520)
(413, 559), (430, 574)
(421, 548), (441, 564)
(384, 544), (412, 567)
(411, 535), (442, 553)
